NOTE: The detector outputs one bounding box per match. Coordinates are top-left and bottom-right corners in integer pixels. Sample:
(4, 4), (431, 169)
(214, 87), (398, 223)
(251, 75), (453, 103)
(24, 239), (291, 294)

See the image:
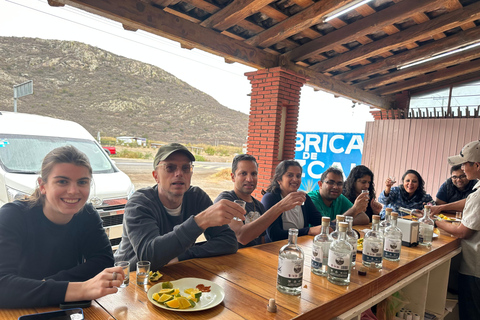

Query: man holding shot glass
(215, 154), (305, 247)
(114, 143), (238, 271)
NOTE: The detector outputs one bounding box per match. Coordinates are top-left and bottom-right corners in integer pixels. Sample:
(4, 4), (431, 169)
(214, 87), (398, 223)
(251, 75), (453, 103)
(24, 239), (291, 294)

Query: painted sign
(295, 132), (364, 192)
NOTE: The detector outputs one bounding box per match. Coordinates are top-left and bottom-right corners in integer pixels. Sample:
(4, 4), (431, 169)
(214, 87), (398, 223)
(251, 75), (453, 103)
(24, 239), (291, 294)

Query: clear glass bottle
(399, 207), (415, 218)
(362, 215), (384, 269)
(418, 205), (434, 246)
(311, 217), (332, 277)
(327, 222), (352, 286)
(330, 215), (345, 241)
(345, 216), (358, 268)
(379, 208), (392, 235)
(383, 212), (403, 261)
(277, 228), (304, 295)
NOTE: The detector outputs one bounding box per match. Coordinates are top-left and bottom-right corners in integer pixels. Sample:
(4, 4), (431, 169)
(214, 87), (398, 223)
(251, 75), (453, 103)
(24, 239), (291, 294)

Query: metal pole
(14, 97), (17, 113)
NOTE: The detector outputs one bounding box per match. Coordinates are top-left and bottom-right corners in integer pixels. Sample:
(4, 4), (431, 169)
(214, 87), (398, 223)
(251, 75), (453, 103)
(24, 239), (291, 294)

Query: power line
(7, 0), (251, 78)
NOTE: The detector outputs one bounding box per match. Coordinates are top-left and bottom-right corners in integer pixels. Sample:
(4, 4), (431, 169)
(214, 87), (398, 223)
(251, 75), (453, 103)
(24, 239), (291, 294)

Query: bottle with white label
(311, 217), (332, 277)
(362, 215), (384, 269)
(345, 216), (358, 268)
(328, 222), (353, 286)
(418, 205), (434, 246)
(383, 212), (402, 261)
(277, 228), (304, 295)
(330, 215), (345, 241)
(379, 208), (392, 235)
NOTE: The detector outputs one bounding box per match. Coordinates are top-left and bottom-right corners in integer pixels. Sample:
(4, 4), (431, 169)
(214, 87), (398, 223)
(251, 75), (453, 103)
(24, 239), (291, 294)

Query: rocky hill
(0, 37), (248, 145)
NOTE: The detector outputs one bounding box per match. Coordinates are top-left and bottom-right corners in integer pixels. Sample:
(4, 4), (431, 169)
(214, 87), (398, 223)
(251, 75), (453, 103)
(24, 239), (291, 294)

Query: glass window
(0, 135), (115, 174)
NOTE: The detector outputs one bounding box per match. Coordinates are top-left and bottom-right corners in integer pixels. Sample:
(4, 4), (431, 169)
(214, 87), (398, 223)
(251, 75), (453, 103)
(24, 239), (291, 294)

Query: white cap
(448, 140), (480, 166)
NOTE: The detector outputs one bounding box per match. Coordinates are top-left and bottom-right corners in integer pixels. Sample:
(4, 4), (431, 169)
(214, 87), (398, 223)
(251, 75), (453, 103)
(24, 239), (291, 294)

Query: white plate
(147, 278), (225, 312)
(433, 233), (438, 238)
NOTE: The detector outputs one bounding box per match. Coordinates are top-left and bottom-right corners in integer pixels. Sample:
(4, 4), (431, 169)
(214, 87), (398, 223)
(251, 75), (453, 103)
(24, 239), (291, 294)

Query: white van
(0, 111), (134, 249)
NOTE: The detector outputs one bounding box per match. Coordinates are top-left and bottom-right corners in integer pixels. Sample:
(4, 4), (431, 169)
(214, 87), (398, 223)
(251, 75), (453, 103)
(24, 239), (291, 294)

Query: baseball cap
(153, 143), (195, 168)
(448, 140), (480, 166)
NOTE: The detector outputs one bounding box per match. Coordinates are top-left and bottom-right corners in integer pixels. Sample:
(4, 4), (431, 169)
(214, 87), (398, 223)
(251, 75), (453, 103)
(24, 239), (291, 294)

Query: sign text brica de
(295, 132), (364, 192)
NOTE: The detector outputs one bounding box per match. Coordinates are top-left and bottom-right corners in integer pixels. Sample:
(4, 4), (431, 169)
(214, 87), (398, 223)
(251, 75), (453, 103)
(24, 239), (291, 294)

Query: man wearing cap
(214, 154), (306, 247)
(432, 140), (480, 319)
(114, 143), (239, 271)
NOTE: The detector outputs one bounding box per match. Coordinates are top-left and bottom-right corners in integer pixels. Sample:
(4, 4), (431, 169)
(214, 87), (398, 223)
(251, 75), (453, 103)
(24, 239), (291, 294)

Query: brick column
(245, 67), (307, 199)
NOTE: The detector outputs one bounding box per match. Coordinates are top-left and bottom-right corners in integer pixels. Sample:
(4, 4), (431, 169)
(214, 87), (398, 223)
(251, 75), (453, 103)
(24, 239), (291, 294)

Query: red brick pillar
(245, 67), (307, 199)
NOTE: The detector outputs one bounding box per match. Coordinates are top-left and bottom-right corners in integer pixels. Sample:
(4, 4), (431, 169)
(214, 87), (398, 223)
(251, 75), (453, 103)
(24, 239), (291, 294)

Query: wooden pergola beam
(310, 2), (480, 72)
(358, 48), (480, 90)
(334, 27), (480, 83)
(283, 0), (442, 62)
(200, 0), (276, 31)
(55, 0), (278, 69)
(245, 0), (349, 48)
(279, 60), (393, 109)
(373, 59), (480, 95)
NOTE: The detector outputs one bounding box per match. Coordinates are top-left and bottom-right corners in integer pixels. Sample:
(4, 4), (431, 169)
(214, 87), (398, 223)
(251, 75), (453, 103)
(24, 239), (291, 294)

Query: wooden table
(1, 227), (460, 320)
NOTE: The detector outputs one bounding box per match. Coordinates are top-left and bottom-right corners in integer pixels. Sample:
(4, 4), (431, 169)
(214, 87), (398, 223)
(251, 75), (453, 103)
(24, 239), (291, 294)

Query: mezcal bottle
(362, 215), (384, 269)
(311, 217), (332, 276)
(418, 205), (434, 246)
(379, 208), (392, 235)
(345, 216), (358, 267)
(330, 215), (345, 240)
(383, 212), (402, 261)
(277, 228), (304, 295)
(327, 222), (352, 285)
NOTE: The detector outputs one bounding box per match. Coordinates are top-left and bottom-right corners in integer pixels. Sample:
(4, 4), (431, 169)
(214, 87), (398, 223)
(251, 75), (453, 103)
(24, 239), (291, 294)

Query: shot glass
(454, 212), (462, 226)
(389, 176), (396, 184)
(114, 261), (130, 287)
(136, 261), (151, 286)
(233, 200), (246, 221)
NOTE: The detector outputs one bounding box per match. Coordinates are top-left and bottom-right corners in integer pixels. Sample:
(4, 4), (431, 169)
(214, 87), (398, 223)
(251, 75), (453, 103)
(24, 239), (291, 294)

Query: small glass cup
(114, 261), (130, 287)
(136, 261), (151, 286)
(389, 176), (396, 184)
(233, 200), (246, 221)
(454, 212), (462, 226)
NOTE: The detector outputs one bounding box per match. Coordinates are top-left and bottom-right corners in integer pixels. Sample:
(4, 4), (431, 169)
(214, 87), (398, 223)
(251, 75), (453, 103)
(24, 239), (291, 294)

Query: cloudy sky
(1, 0), (375, 132)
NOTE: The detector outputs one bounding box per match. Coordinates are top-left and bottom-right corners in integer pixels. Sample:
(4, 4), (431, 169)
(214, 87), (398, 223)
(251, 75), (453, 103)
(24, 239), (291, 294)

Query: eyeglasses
(324, 180), (344, 187)
(452, 174), (466, 180)
(158, 163), (194, 174)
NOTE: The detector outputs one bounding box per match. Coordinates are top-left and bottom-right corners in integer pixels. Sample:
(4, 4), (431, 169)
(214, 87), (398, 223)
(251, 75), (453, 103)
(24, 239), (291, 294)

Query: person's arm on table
(431, 199), (466, 216)
(434, 220), (474, 239)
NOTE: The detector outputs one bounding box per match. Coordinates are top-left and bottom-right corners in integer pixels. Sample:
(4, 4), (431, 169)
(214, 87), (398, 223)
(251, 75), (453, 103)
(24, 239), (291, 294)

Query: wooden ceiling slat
(283, 0), (442, 62)
(59, 0), (278, 69)
(335, 26), (480, 83)
(245, 0), (350, 48)
(410, 72), (480, 95)
(358, 48), (480, 90)
(309, 2), (480, 73)
(181, 0), (219, 13)
(164, 7), (201, 23)
(200, 0), (276, 31)
(372, 59), (480, 95)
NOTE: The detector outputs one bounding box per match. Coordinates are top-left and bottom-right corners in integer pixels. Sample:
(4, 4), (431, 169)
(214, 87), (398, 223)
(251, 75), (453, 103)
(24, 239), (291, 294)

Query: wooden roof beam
(245, 0), (350, 48)
(54, 0), (278, 69)
(310, 2), (480, 72)
(279, 60), (393, 109)
(334, 27), (480, 83)
(372, 59), (480, 96)
(200, 0), (276, 31)
(410, 72), (480, 95)
(358, 47), (480, 90)
(283, 0), (442, 62)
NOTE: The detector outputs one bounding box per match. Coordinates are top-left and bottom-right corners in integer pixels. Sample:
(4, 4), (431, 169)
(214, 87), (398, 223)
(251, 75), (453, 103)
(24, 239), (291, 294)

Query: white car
(0, 111), (134, 249)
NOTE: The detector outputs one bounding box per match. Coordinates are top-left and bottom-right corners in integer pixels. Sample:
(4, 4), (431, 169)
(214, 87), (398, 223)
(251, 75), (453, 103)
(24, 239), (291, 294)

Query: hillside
(0, 37), (248, 145)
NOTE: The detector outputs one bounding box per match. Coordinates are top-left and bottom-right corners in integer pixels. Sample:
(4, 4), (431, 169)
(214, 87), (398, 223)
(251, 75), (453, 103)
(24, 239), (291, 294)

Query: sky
(0, 0), (375, 133)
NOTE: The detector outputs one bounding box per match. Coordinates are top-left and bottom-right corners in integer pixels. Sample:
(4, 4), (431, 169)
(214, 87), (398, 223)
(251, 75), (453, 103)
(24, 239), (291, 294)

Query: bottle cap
(385, 208), (393, 213)
(267, 298), (277, 313)
(321, 217), (331, 224)
(391, 212), (398, 219)
(336, 215), (345, 222)
(372, 215), (380, 222)
(339, 222), (348, 232)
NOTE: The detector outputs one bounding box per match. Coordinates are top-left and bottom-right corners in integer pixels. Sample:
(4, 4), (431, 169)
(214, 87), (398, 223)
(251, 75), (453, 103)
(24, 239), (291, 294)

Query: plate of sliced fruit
(147, 278), (224, 311)
(437, 214), (461, 222)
